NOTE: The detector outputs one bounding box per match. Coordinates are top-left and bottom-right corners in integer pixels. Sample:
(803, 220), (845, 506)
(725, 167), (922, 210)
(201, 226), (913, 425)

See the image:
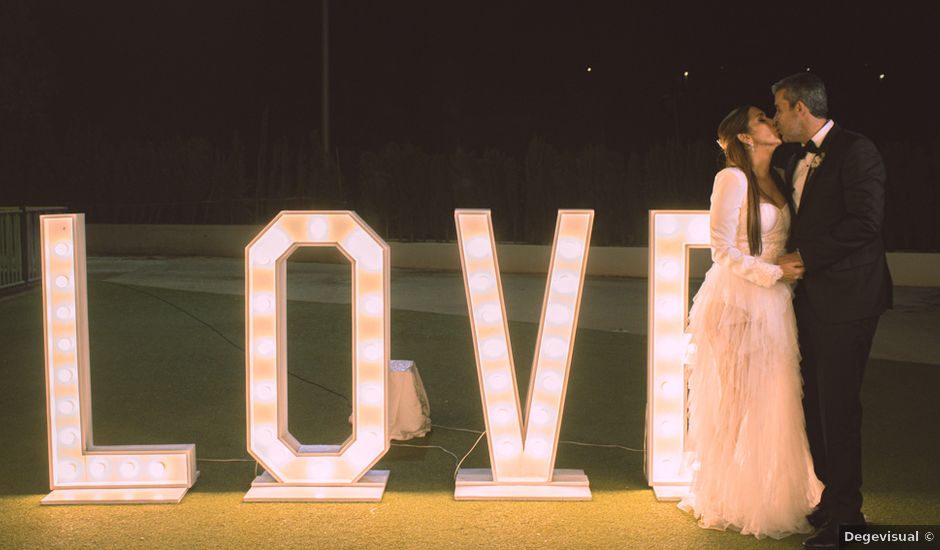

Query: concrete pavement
(87, 256), (940, 366)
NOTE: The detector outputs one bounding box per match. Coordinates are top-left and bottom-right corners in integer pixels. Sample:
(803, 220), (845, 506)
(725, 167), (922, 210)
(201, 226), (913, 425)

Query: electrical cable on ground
(390, 443), (460, 464)
(452, 430), (487, 479)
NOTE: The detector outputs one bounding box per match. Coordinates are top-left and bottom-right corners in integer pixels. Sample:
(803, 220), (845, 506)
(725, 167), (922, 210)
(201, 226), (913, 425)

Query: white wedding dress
(678, 167), (823, 539)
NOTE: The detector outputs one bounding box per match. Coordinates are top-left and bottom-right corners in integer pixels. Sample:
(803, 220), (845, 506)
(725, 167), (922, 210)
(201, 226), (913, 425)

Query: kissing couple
(678, 72), (893, 549)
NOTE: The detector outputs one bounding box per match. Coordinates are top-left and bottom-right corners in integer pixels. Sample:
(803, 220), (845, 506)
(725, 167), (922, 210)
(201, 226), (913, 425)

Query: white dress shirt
(793, 119), (834, 210)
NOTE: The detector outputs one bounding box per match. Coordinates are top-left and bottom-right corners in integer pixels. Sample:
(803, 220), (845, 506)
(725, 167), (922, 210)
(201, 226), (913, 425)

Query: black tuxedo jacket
(772, 124), (893, 323)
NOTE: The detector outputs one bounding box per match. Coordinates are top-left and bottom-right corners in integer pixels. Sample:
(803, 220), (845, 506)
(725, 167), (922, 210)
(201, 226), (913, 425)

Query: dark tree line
(3, 125), (937, 251)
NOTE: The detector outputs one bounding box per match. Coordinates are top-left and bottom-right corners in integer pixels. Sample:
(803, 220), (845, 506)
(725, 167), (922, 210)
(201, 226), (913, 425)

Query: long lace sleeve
(709, 168), (784, 288)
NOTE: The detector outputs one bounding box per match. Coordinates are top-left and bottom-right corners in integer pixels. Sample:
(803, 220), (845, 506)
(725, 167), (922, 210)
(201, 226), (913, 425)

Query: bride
(678, 105), (823, 539)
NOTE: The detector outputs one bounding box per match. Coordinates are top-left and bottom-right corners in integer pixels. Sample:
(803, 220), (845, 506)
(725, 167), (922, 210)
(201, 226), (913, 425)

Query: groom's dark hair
(772, 72), (828, 118)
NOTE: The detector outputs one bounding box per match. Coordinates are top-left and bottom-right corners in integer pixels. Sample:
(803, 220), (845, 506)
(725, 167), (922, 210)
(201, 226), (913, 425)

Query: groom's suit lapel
(773, 142), (800, 215)
(797, 124), (841, 218)
(783, 150), (800, 217)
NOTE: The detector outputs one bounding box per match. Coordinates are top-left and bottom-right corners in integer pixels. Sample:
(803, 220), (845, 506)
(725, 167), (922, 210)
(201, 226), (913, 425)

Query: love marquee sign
(38, 209), (708, 505)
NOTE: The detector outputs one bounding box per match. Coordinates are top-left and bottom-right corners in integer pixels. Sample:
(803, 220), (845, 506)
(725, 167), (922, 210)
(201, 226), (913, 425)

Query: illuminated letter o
(245, 211), (390, 485)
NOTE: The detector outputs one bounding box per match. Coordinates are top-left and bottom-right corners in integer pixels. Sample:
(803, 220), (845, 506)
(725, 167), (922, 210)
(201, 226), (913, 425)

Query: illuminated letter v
(453, 209), (593, 500)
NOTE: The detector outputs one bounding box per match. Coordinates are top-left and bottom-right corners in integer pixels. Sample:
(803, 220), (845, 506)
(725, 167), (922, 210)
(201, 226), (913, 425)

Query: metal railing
(0, 207), (69, 291)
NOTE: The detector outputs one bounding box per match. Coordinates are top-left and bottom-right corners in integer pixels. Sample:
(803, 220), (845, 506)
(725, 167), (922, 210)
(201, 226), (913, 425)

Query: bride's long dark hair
(717, 106), (762, 256)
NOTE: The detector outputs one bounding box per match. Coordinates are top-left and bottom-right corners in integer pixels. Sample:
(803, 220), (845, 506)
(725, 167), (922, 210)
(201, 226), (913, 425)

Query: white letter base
(243, 470), (390, 502)
(454, 468), (591, 501)
(652, 485), (690, 501)
(41, 468), (199, 506)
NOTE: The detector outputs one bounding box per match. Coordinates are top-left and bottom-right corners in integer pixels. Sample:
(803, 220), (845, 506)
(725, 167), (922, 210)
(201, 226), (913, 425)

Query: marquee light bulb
(465, 236), (491, 259)
(558, 238), (584, 260)
(149, 461), (167, 478)
(56, 367), (74, 383)
(656, 296), (681, 317)
(361, 342), (383, 362)
(344, 229), (383, 272)
(308, 217), (329, 240)
(658, 260), (679, 279)
(256, 383), (275, 401)
(487, 373), (510, 391)
(547, 304), (571, 325)
(120, 461), (139, 478)
(660, 377), (683, 399)
(497, 440), (517, 458)
(361, 384), (382, 404)
(532, 407), (551, 425)
(542, 373), (562, 392)
(657, 217), (678, 236)
(260, 229), (290, 255)
(60, 462), (79, 479)
(253, 295), (273, 313)
(690, 217), (709, 243)
(90, 461), (108, 477)
(542, 338), (569, 360)
(470, 272), (494, 293)
(493, 407), (512, 423)
(257, 339), (276, 357)
(660, 418), (680, 437)
(528, 438), (550, 457)
(363, 294), (383, 316)
(257, 427), (276, 443)
(482, 338), (508, 359)
(59, 430), (78, 445)
(477, 303), (501, 324)
(552, 272), (577, 294)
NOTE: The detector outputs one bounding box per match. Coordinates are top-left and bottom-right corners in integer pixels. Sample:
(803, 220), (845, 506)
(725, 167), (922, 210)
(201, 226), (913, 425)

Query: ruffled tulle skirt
(678, 263), (823, 540)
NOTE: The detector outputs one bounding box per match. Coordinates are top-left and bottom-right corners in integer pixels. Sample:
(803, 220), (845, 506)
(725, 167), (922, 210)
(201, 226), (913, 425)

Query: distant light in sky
(806, 67), (811, 71)
(587, 66), (592, 73)
(683, 71), (689, 78)
(879, 73), (886, 80)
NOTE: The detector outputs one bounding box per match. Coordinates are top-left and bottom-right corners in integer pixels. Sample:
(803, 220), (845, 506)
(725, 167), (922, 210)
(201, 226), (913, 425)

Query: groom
(771, 72), (892, 549)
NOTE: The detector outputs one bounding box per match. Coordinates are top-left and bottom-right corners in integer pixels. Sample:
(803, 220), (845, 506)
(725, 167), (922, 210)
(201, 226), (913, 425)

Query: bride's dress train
(678, 167), (823, 540)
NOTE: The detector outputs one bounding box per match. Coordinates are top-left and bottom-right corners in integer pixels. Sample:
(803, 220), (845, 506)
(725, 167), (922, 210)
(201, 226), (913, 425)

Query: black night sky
(3, 1), (939, 248)
(24, 1), (938, 150)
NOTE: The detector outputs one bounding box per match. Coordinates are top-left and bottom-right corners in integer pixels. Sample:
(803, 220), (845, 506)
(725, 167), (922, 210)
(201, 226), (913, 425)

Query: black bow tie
(800, 141), (821, 158)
